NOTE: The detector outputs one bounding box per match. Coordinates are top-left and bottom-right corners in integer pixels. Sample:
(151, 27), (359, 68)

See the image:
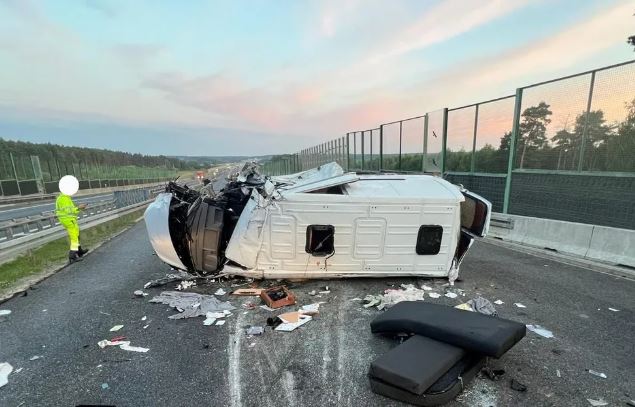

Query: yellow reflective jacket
(55, 194), (79, 222)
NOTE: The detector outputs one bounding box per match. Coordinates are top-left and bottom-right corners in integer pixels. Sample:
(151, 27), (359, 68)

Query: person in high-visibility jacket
(56, 175), (88, 263)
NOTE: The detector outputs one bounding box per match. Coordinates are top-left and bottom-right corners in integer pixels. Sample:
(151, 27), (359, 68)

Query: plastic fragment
(119, 344), (149, 353)
(141, 316), (147, 321)
(420, 285), (433, 291)
(526, 324), (554, 338)
(608, 307), (619, 312)
(587, 398), (608, 406)
(494, 300), (504, 305)
(514, 303), (526, 308)
(556, 369), (561, 377)
(214, 288), (226, 296)
(101, 383), (109, 390)
(444, 292), (458, 299)
(246, 326), (264, 335)
(586, 369), (607, 379)
(0, 310), (11, 316)
(29, 355), (42, 361)
(215, 320), (225, 326)
(0, 362), (12, 388)
(134, 290), (148, 297)
(109, 325), (124, 332)
(428, 292), (441, 299)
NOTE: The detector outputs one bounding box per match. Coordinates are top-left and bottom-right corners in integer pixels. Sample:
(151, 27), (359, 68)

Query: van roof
(345, 174), (463, 200)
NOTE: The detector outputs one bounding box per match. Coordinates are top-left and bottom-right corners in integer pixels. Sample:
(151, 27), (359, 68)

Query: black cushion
(369, 354), (485, 406)
(370, 301), (526, 358)
(369, 335), (465, 395)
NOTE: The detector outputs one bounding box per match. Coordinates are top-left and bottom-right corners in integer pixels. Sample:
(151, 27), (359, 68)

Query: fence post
(471, 104), (479, 173)
(379, 125), (384, 170)
(398, 121), (403, 171)
(422, 113), (428, 172)
(503, 88), (523, 214)
(9, 153), (22, 195)
(361, 131), (365, 170)
(346, 133), (351, 171)
(441, 108), (448, 174)
(577, 70), (596, 172)
(31, 155), (44, 194)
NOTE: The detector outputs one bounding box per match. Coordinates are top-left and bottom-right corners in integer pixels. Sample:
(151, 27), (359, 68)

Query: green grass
(0, 209), (145, 291)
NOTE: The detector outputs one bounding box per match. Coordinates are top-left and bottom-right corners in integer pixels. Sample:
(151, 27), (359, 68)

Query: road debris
(29, 355), (42, 361)
(215, 320), (225, 326)
(176, 281), (196, 291)
(587, 398), (608, 406)
(428, 292), (441, 299)
(0, 310), (11, 316)
(608, 307), (619, 312)
(133, 290), (148, 297)
(466, 297), (497, 316)
(260, 286), (296, 309)
(494, 300), (504, 305)
(363, 285), (428, 310)
(246, 326), (264, 336)
(109, 325), (124, 332)
(98, 339), (149, 353)
(586, 369), (607, 379)
(101, 383), (109, 390)
(482, 367), (505, 381)
(444, 292), (458, 299)
(274, 312), (312, 332)
(526, 324), (554, 338)
(232, 288), (263, 296)
(150, 291), (235, 319)
(144, 271), (197, 289)
(556, 369), (561, 377)
(514, 303), (526, 308)
(510, 379), (527, 392)
(455, 303), (472, 311)
(203, 310), (231, 326)
(214, 288), (226, 296)
(259, 305), (276, 312)
(420, 285), (433, 291)
(308, 290), (317, 296)
(143, 325), (150, 329)
(141, 316), (147, 321)
(0, 362), (12, 388)
(242, 302), (257, 310)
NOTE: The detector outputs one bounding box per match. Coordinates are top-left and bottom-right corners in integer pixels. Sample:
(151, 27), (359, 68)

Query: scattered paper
(275, 314), (312, 332)
(587, 398), (608, 406)
(214, 288), (226, 296)
(514, 303), (526, 308)
(0, 310), (11, 316)
(0, 362), (12, 388)
(133, 290), (148, 297)
(494, 300), (504, 305)
(587, 369), (607, 379)
(608, 308), (619, 312)
(420, 285), (433, 291)
(119, 344), (149, 353)
(109, 325), (124, 332)
(141, 316), (147, 321)
(215, 320), (225, 326)
(444, 292), (458, 299)
(556, 369), (561, 378)
(29, 355), (42, 361)
(526, 324), (554, 338)
(246, 326), (264, 335)
(428, 292), (441, 299)
(203, 317), (216, 326)
(300, 303), (322, 313)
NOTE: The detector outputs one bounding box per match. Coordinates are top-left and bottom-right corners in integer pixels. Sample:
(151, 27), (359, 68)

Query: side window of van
(416, 225), (443, 255)
(305, 225), (335, 256)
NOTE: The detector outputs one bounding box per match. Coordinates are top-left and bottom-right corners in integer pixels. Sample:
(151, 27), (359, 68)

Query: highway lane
(0, 221), (633, 406)
(0, 193), (114, 222)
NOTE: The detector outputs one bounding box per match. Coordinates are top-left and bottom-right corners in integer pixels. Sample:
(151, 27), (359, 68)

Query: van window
(305, 225), (335, 256)
(416, 225), (443, 255)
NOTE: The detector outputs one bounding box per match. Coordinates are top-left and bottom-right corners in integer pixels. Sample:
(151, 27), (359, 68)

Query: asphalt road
(0, 193), (114, 222)
(0, 223), (633, 406)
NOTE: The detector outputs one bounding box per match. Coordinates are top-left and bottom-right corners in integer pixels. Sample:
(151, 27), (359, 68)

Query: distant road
(0, 193), (114, 223)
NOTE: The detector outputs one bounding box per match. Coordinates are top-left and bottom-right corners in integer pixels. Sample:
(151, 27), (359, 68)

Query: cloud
(112, 43), (165, 66)
(83, 0), (117, 18)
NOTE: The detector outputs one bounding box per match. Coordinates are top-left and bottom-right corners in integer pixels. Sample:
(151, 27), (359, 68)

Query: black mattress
(370, 301), (526, 358)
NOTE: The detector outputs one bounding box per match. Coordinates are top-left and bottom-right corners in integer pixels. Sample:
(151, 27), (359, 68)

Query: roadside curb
(0, 214), (145, 304)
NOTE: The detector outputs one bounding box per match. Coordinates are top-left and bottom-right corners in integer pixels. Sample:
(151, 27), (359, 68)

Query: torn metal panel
(144, 193), (187, 270)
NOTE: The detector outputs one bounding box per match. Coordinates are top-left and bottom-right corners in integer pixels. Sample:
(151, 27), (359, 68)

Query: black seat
(371, 301), (526, 358)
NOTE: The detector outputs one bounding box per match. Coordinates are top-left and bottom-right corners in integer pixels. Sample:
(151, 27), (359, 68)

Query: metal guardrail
(0, 186), (163, 244)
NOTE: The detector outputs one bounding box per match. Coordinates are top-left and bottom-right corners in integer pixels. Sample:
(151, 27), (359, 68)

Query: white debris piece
(428, 292), (441, 299)
(444, 292), (458, 299)
(300, 303), (322, 313)
(587, 369), (607, 379)
(514, 303), (526, 308)
(119, 344), (149, 353)
(260, 305), (276, 312)
(143, 324), (150, 329)
(134, 290), (148, 297)
(109, 325), (124, 332)
(29, 355), (42, 361)
(556, 369), (561, 378)
(420, 285), (433, 291)
(215, 320), (225, 326)
(608, 307), (619, 312)
(0, 362), (12, 388)
(141, 316), (147, 321)
(494, 300), (504, 305)
(0, 310), (11, 316)
(526, 324), (554, 338)
(587, 398), (608, 406)
(214, 288), (226, 296)
(176, 280), (196, 291)
(275, 314), (312, 332)
(150, 291), (235, 319)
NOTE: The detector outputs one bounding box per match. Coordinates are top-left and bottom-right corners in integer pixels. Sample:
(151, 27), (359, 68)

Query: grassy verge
(0, 208), (145, 291)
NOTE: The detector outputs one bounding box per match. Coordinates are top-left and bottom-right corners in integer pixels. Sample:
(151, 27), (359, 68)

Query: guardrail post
(503, 88), (523, 214)
(578, 70), (596, 172)
(441, 108), (448, 174)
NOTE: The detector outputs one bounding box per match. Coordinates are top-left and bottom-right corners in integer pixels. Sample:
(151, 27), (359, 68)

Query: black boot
(68, 250), (83, 264)
(78, 246), (89, 257)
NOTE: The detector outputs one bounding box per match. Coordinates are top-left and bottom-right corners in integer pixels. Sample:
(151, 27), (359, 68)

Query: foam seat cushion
(369, 335), (466, 395)
(370, 301), (526, 358)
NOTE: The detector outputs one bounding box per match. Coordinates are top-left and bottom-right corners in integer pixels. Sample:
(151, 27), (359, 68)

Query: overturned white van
(144, 162), (491, 282)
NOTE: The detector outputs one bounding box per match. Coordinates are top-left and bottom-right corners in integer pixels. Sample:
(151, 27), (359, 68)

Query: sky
(0, 0), (633, 156)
